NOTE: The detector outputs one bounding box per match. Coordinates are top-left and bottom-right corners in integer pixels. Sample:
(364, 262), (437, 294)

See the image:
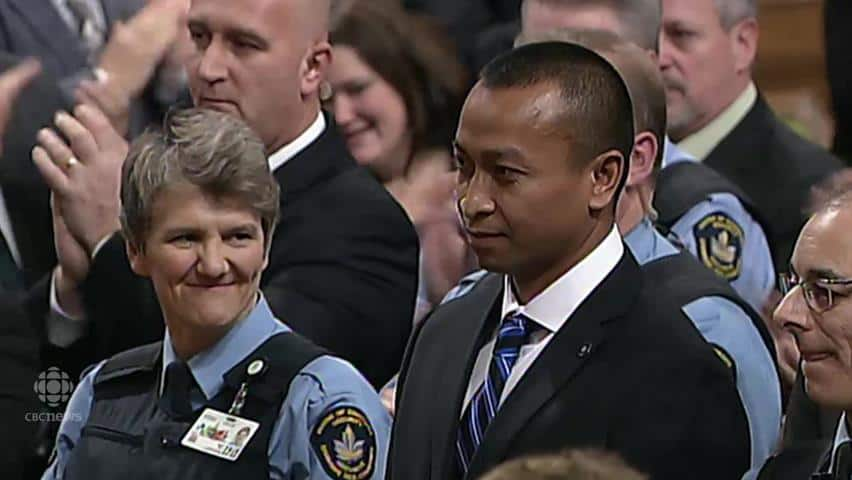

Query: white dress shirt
(0, 191), (22, 267)
(267, 110), (325, 172)
(47, 110), (327, 346)
(461, 225), (624, 415)
(830, 412), (852, 475)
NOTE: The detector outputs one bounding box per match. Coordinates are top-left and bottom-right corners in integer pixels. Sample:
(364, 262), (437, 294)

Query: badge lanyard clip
(228, 358), (267, 416)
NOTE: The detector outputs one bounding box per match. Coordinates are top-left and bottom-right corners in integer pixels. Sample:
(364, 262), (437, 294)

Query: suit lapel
(429, 274), (504, 479)
(9, 0), (88, 73)
(466, 254), (642, 478)
(273, 111), (358, 203)
(704, 97), (773, 183)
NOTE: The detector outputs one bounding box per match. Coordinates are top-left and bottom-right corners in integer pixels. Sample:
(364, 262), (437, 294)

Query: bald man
(35, 0), (419, 388)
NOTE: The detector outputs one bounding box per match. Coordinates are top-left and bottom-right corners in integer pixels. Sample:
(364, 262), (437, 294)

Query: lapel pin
(247, 359), (266, 377)
(577, 343), (593, 358)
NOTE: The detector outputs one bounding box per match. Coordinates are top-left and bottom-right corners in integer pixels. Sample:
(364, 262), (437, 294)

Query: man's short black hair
(479, 41), (635, 198)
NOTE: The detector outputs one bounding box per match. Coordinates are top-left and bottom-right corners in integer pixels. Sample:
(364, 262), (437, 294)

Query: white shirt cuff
(46, 269), (88, 348)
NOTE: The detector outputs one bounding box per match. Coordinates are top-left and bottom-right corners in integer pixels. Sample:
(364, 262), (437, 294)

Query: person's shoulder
(678, 194), (755, 235)
(681, 295), (752, 333)
(440, 269), (490, 304)
(271, 354), (388, 480)
(297, 355), (379, 399)
(625, 294), (738, 392)
(698, 192), (756, 220)
(627, 282), (718, 361)
(767, 114), (844, 178)
(683, 296), (770, 351)
(425, 271), (499, 323)
(290, 355), (390, 436)
(321, 165), (415, 232)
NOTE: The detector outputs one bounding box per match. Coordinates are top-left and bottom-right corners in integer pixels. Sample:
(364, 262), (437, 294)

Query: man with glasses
(759, 190), (852, 479)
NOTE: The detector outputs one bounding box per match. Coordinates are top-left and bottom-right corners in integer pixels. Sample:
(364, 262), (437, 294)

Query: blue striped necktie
(456, 312), (540, 473)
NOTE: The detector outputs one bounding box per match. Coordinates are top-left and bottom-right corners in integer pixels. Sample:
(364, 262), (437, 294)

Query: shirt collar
(830, 412), (852, 473)
(267, 110), (326, 172)
(623, 217), (678, 265)
(677, 82), (757, 161)
(501, 225), (624, 333)
(161, 295), (290, 400)
(662, 136), (697, 169)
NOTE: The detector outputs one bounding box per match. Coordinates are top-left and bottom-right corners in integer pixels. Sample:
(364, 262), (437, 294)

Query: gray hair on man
(715, 0), (758, 30)
(120, 108), (280, 251)
(521, 0), (662, 52)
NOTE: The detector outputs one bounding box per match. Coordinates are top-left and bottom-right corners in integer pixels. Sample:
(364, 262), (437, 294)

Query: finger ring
(66, 156), (79, 168)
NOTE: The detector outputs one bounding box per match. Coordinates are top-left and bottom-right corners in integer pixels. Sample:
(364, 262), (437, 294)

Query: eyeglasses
(778, 271), (852, 313)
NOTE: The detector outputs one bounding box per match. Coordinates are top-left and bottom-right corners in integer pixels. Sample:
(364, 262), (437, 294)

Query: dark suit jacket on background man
(389, 253), (750, 480)
(0, 0), (174, 136)
(703, 97), (843, 270)
(0, 53), (66, 285)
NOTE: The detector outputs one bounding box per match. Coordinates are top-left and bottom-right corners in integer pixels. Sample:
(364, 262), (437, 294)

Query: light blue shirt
(43, 296), (390, 480)
(663, 139), (776, 312)
(625, 218), (781, 480)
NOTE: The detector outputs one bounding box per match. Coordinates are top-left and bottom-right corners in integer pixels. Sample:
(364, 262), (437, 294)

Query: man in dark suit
(659, 0), (844, 270)
(0, 0), (192, 295)
(758, 190), (852, 480)
(0, 0), (184, 136)
(388, 42), (749, 480)
(0, 54), (65, 289)
(33, 0), (418, 388)
(0, 57), (56, 480)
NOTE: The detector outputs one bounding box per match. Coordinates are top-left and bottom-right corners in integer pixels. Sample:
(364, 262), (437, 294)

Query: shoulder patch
(311, 406), (377, 479)
(693, 212), (743, 281)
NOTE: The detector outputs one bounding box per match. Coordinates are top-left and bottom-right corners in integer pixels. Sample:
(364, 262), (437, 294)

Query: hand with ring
(32, 104), (127, 257)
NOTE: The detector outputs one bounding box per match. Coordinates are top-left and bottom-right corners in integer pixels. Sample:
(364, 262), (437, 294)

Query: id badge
(181, 408), (259, 461)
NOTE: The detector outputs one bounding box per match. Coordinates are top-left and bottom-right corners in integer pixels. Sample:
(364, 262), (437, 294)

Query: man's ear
(588, 149), (625, 211)
(300, 41), (333, 98)
(126, 240), (149, 277)
(626, 131), (658, 187)
(730, 18), (758, 74)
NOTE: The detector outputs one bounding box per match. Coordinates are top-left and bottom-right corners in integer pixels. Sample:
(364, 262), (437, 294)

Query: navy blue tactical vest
(654, 161), (774, 252)
(63, 331), (325, 479)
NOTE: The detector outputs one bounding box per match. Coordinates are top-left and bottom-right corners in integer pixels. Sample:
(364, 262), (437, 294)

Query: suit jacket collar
(427, 273), (503, 479)
(430, 252), (644, 479)
(9, 0), (89, 72)
(273, 111), (357, 202)
(466, 253), (642, 478)
(704, 95), (775, 182)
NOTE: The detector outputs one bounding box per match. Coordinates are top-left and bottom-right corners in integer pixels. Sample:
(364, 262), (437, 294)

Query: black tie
(161, 361), (195, 418)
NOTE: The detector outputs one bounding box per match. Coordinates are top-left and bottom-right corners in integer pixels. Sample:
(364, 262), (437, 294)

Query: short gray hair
(120, 108), (280, 250)
(714, 0), (758, 30)
(522, 0), (662, 52)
